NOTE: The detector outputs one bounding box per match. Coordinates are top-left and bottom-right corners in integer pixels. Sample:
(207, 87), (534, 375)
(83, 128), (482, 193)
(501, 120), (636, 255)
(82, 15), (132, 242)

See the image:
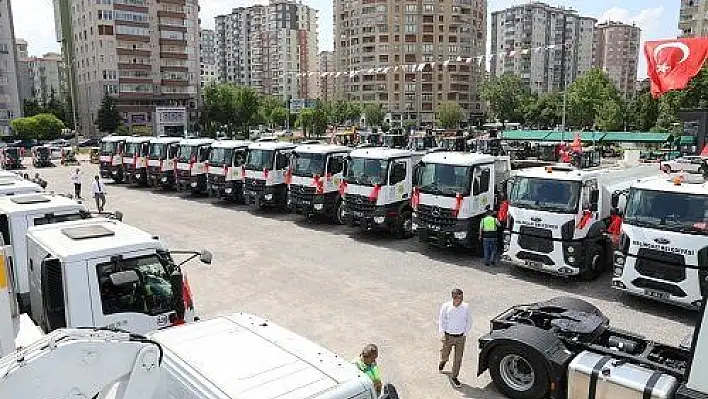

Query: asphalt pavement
(28, 158), (696, 399)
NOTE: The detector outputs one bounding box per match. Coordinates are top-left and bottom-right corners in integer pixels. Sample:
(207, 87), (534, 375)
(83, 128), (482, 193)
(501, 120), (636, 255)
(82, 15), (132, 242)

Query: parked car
(660, 155), (708, 174)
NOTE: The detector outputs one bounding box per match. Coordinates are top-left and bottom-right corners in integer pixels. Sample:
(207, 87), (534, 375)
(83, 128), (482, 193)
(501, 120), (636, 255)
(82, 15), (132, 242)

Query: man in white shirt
(438, 288), (472, 388)
(91, 175), (107, 212)
(69, 168), (82, 199)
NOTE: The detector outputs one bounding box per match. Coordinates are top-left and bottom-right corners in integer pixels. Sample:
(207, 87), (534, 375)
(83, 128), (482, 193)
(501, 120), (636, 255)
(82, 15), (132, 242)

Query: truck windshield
(177, 145), (198, 163)
(293, 153), (325, 177)
(124, 143), (140, 157)
(209, 147), (234, 167)
(624, 189), (708, 235)
(510, 177), (581, 214)
(415, 163), (471, 196)
(245, 149), (274, 170)
(100, 142), (117, 154)
(409, 137), (437, 151)
(346, 158), (388, 186)
(97, 255), (174, 316)
(149, 143), (167, 159)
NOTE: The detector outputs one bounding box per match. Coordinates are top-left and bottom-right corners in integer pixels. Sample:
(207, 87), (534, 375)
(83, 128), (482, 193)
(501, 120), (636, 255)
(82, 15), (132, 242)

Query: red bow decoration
(189, 155), (196, 172)
(285, 168), (292, 185)
(577, 210), (593, 229)
(497, 200), (509, 222)
(607, 214), (622, 236)
(326, 173), (332, 181)
(263, 168), (269, 179)
(338, 179), (348, 196)
(223, 164), (228, 175)
(369, 184), (381, 201)
(411, 187), (420, 210)
(133, 154), (138, 166)
(313, 174), (324, 194)
(451, 193), (463, 217)
(241, 165), (246, 177)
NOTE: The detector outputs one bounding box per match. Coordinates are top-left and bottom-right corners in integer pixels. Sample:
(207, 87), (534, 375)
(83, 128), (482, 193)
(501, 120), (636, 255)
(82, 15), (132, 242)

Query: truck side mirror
(114, 211), (124, 221)
(611, 193), (620, 209)
(109, 270), (139, 286)
(199, 249), (213, 265)
(590, 189), (599, 205)
(169, 270), (185, 321)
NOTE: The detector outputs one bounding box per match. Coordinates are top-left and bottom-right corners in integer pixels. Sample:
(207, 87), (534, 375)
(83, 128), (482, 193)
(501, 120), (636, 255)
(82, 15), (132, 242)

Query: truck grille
(632, 278), (687, 297)
(635, 249), (686, 283)
(176, 169), (190, 180)
(208, 174), (225, 185)
(290, 184), (316, 202)
(148, 166), (161, 176)
(344, 194), (376, 214)
(517, 226), (554, 253)
(245, 178), (265, 193)
(416, 204), (457, 229)
(125, 164), (136, 173)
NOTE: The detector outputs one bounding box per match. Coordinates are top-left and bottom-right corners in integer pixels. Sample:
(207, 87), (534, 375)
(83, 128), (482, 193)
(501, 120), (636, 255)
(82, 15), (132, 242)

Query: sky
(12, 0), (680, 79)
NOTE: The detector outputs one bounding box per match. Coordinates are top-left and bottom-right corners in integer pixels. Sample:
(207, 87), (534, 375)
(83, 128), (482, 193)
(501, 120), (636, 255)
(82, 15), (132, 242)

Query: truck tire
(488, 344), (549, 399)
(333, 199), (345, 225)
(579, 244), (604, 281)
(538, 296), (603, 317)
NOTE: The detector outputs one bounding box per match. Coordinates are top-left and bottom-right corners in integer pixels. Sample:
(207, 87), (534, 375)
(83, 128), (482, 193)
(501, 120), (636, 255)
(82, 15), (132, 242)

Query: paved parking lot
(30, 159), (696, 399)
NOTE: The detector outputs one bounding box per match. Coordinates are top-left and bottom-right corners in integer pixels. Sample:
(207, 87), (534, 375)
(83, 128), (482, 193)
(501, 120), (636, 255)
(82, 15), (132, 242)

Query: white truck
(206, 140), (251, 202)
(289, 144), (350, 223)
(0, 178), (43, 196)
(412, 152), (511, 250)
(123, 136), (152, 186)
(243, 141), (297, 209)
(477, 296), (707, 399)
(25, 218), (211, 334)
(342, 148), (420, 237)
(99, 135), (129, 183)
(612, 173), (708, 309)
(175, 138), (214, 194)
(503, 164), (659, 280)
(147, 137), (181, 189)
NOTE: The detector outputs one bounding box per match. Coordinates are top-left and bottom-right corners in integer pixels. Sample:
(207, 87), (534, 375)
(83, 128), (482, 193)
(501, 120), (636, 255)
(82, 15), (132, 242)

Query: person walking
(479, 206), (501, 266)
(438, 288), (472, 388)
(91, 175), (107, 212)
(69, 168), (82, 199)
(353, 344), (399, 399)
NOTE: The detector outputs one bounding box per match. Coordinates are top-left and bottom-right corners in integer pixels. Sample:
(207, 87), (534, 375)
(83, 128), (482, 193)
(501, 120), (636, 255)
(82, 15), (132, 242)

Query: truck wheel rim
(499, 354), (535, 392)
(337, 203), (345, 224)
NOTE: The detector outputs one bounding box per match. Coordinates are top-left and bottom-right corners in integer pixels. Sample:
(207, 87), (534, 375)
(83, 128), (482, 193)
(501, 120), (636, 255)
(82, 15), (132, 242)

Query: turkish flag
(645, 38), (708, 98)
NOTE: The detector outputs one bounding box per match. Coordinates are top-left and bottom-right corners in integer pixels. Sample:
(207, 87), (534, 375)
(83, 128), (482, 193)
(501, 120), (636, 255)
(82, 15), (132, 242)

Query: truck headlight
(161, 176), (167, 182)
(567, 246), (575, 254)
(412, 222), (418, 231)
(614, 253), (625, 266)
(412, 212), (417, 218)
(191, 181), (198, 187)
(374, 216), (385, 224)
(454, 231), (467, 239)
(135, 173), (141, 179)
(504, 232), (511, 243)
(225, 188), (233, 194)
(314, 203), (324, 210)
(264, 193), (274, 201)
(568, 256), (576, 264)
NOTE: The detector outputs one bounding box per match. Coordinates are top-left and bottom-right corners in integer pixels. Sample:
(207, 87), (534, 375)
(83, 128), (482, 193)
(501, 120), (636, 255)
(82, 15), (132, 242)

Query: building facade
(54, 0), (201, 137)
(593, 21), (640, 100)
(679, 0), (708, 37)
(215, 0), (319, 102)
(15, 41), (68, 104)
(333, 0), (487, 126)
(0, 0), (22, 136)
(490, 2), (596, 94)
(199, 28), (218, 89)
(318, 50), (335, 103)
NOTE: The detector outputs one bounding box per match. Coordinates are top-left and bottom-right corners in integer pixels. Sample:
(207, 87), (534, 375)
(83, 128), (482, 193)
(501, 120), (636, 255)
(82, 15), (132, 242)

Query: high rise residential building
(594, 21), (640, 100)
(0, 0), (22, 136)
(490, 2), (596, 94)
(53, 0), (201, 137)
(334, 0), (487, 126)
(679, 0), (708, 37)
(318, 51), (335, 103)
(15, 38), (28, 59)
(200, 29), (218, 89)
(15, 40), (68, 104)
(215, 0), (319, 101)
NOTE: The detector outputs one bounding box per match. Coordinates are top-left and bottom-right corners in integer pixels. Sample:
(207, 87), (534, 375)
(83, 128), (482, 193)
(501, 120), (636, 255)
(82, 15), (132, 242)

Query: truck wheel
(333, 200), (345, 225)
(538, 296), (603, 317)
(579, 245), (604, 281)
(489, 345), (549, 399)
(395, 210), (413, 238)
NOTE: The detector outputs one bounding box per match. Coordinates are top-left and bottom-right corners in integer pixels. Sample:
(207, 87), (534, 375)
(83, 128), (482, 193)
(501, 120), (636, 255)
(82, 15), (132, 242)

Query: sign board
(289, 99), (317, 113)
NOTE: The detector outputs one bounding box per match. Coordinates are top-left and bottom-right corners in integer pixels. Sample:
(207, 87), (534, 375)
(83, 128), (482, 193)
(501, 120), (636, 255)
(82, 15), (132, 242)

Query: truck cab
(503, 165), (659, 280)
(99, 136), (129, 183)
(407, 135), (439, 154)
(382, 134), (407, 149)
(243, 142), (296, 209)
(342, 148), (419, 236)
(1, 147), (23, 170)
(207, 140), (251, 202)
(613, 174), (708, 309)
(122, 136), (152, 186)
(26, 218), (210, 334)
(31, 146), (52, 168)
(289, 144), (350, 223)
(175, 139), (213, 194)
(413, 152), (511, 250)
(147, 137), (181, 189)
(0, 193), (90, 312)
(0, 178), (43, 196)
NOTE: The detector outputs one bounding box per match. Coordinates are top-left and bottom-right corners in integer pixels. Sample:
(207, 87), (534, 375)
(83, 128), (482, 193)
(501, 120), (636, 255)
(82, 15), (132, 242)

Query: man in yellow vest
(353, 344), (399, 398)
(479, 206), (501, 266)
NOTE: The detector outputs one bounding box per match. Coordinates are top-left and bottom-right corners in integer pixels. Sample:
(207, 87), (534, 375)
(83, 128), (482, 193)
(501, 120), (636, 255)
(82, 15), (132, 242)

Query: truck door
(472, 165), (493, 214)
(326, 154), (347, 192)
(389, 158), (409, 203)
(274, 150), (293, 184)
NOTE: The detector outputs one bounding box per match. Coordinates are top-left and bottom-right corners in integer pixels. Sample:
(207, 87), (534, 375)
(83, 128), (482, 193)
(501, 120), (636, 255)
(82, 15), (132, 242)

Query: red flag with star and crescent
(645, 38), (708, 98)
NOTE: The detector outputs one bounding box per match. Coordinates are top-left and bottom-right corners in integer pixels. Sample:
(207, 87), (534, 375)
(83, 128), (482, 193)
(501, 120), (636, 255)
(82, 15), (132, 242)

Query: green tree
(437, 101), (463, 129)
(312, 105), (328, 136)
(95, 95), (121, 133)
(363, 103), (385, 127)
(270, 107), (288, 128)
(567, 68), (621, 129)
(595, 98), (624, 131)
(628, 88), (659, 131)
(654, 91), (683, 134)
(234, 85), (260, 137)
(23, 99), (43, 117)
(33, 113), (65, 140)
(346, 102), (362, 125)
(297, 108), (315, 137)
(10, 116), (40, 139)
(259, 95), (285, 128)
(481, 73), (527, 125)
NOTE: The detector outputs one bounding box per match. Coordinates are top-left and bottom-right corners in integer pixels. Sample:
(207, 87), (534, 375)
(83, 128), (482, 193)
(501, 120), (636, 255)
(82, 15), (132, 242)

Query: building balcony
(118, 63), (152, 70)
(120, 77), (153, 84)
(156, 0), (186, 5)
(160, 52), (188, 60)
(159, 38), (187, 46)
(157, 10), (186, 19)
(117, 48), (151, 57)
(113, 3), (149, 12)
(161, 79), (189, 86)
(116, 34), (150, 43)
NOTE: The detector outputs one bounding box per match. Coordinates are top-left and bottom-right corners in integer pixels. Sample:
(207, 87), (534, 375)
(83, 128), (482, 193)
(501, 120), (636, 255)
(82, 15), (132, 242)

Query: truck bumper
(342, 204), (399, 231)
(290, 192), (338, 217)
(149, 170), (174, 188)
(503, 231), (584, 276)
(209, 180), (243, 201)
(131, 168), (148, 186)
(413, 217), (475, 248)
(244, 184), (288, 208)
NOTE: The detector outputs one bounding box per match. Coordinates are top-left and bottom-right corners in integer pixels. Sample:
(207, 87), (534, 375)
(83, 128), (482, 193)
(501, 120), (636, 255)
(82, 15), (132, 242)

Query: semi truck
(502, 164), (660, 280)
(477, 296), (707, 399)
(175, 138), (213, 194)
(99, 135), (129, 183)
(243, 141), (296, 209)
(147, 137), (181, 189)
(412, 152), (511, 250)
(206, 140), (251, 202)
(612, 173), (708, 309)
(342, 148), (420, 237)
(123, 136), (152, 186)
(288, 144), (350, 223)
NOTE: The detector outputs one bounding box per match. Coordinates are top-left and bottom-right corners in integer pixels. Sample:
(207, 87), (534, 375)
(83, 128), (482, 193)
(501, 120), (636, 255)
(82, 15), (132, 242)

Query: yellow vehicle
(60, 146), (79, 166)
(89, 146), (100, 163)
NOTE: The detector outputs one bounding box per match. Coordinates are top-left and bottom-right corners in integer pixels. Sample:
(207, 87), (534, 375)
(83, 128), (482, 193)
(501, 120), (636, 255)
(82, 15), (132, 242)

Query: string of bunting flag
(290, 42), (573, 77)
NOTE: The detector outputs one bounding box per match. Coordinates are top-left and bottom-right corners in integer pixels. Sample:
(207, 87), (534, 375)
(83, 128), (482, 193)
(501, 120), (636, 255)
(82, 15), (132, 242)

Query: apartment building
(215, 0), (319, 101)
(594, 21), (640, 99)
(679, 0), (708, 37)
(200, 29), (218, 89)
(0, 0), (22, 136)
(54, 0), (200, 136)
(16, 41), (68, 104)
(490, 1), (596, 94)
(334, 0), (487, 126)
(318, 50), (335, 103)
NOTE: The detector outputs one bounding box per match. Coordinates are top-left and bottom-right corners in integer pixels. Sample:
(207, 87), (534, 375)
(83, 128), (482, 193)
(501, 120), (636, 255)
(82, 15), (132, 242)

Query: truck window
(34, 213), (86, 226)
(42, 257), (66, 330)
(390, 161), (407, 184)
(275, 152), (290, 170)
(473, 167), (491, 195)
(327, 156), (345, 175)
(199, 146), (210, 162)
(97, 255), (174, 316)
(0, 214), (10, 245)
(168, 144), (179, 159)
(233, 150), (246, 167)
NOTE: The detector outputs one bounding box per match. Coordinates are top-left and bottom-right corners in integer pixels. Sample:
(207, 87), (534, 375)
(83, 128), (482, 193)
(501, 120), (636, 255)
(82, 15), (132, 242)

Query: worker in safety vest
(479, 207), (501, 266)
(353, 344), (400, 399)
